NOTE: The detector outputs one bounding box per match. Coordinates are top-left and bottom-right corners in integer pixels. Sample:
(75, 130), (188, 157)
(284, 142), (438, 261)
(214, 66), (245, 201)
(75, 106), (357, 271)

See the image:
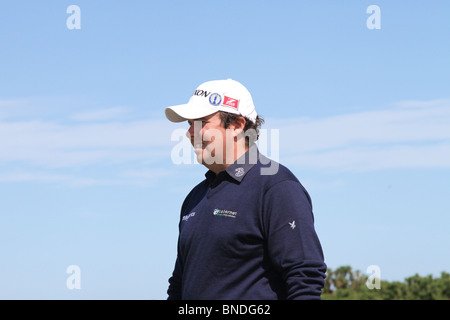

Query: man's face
(186, 112), (229, 170)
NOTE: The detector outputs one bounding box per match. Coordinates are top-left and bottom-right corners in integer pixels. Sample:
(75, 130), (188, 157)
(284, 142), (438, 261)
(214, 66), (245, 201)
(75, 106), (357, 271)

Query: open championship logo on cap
(209, 93), (222, 106)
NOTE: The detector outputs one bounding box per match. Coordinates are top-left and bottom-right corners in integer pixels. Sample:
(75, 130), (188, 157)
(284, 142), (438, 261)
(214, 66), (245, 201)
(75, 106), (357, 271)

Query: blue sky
(0, 1), (449, 299)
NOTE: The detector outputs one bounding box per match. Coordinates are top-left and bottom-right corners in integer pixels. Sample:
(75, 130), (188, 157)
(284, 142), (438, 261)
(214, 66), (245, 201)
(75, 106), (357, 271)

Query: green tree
(322, 266), (450, 300)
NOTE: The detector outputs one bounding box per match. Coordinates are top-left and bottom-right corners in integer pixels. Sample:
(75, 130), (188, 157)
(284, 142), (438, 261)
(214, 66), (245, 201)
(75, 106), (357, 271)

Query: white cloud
(0, 98), (449, 185)
(265, 99), (450, 171)
(393, 98), (450, 108)
(0, 118), (173, 167)
(0, 171), (113, 186)
(281, 143), (450, 171)
(0, 168), (176, 187)
(70, 106), (131, 122)
(0, 98), (37, 120)
(0, 172), (70, 183)
(0, 99), (181, 184)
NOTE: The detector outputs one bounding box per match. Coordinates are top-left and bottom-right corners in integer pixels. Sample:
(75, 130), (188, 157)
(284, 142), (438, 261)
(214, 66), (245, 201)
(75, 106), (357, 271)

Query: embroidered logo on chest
(213, 208), (237, 218)
(234, 167), (245, 177)
(182, 212), (196, 221)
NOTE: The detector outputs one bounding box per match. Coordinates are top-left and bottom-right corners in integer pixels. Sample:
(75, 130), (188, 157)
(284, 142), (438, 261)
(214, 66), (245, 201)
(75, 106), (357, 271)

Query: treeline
(322, 265), (450, 300)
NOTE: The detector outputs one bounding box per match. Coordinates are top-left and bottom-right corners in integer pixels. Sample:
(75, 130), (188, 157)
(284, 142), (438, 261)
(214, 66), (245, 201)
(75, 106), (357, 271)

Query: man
(165, 79), (326, 300)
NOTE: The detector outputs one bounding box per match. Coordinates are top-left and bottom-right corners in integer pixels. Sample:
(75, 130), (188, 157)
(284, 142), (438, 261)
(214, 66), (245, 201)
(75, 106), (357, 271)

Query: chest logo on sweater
(234, 167), (245, 177)
(213, 208), (237, 218)
(182, 212), (196, 222)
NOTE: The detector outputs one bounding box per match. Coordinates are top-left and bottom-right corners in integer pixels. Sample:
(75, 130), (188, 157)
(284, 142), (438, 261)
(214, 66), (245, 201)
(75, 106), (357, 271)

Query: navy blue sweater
(167, 146), (326, 300)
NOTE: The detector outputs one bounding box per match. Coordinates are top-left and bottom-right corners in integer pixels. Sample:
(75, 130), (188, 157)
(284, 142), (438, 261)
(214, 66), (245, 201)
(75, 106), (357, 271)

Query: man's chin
(195, 150), (220, 167)
(196, 154), (211, 166)
(194, 150), (207, 165)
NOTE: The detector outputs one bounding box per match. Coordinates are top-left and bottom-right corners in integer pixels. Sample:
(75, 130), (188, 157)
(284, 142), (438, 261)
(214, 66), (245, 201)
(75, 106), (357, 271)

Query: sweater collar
(205, 144), (259, 186)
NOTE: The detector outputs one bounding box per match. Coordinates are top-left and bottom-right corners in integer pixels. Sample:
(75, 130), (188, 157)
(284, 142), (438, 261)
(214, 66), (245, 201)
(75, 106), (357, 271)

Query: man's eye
(189, 120), (207, 127)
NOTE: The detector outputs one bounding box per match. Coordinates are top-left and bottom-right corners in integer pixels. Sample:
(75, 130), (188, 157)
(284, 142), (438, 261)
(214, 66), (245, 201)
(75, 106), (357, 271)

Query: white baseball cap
(165, 79), (258, 123)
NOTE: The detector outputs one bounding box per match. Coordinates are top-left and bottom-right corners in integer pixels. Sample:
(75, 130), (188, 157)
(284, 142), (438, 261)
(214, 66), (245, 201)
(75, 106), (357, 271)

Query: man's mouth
(193, 142), (208, 151)
(192, 137), (214, 152)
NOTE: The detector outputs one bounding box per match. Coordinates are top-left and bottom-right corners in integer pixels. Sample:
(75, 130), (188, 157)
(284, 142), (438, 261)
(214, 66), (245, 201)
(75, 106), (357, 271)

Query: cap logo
(209, 93), (222, 106)
(193, 89), (211, 97)
(223, 96), (239, 109)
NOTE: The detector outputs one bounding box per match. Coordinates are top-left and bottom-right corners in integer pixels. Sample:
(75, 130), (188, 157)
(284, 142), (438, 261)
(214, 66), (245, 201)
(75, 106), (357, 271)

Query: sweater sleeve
(263, 179), (327, 300)
(167, 213), (184, 300)
(167, 188), (194, 300)
(167, 253), (183, 300)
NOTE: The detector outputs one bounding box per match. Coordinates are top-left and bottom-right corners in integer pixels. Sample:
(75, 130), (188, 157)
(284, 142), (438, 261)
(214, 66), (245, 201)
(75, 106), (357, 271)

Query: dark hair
(218, 111), (264, 146)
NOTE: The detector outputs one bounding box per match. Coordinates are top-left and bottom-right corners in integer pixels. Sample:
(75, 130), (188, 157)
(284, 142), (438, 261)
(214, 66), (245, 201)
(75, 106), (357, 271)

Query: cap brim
(165, 104), (218, 123)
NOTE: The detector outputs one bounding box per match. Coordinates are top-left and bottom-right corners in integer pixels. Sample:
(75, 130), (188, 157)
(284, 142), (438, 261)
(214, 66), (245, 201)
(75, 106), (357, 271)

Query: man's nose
(186, 124), (194, 140)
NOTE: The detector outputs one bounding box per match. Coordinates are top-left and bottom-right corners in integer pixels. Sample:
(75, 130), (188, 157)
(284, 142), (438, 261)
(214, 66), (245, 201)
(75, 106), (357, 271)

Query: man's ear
(229, 116), (246, 137)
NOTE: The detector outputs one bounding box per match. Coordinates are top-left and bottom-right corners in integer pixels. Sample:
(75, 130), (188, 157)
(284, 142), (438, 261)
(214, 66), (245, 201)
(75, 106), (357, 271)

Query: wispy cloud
(0, 98), (177, 185)
(0, 115), (172, 167)
(393, 98), (450, 108)
(264, 99), (450, 171)
(70, 106), (131, 122)
(0, 172), (70, 183)
(0, 170), (175, 186)
(0, 97), (449, 185)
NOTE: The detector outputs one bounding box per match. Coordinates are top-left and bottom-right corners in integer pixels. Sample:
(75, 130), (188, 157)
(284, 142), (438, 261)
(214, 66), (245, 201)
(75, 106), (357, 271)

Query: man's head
(165, 79), (263, 173)
(165, 79), (258, 123)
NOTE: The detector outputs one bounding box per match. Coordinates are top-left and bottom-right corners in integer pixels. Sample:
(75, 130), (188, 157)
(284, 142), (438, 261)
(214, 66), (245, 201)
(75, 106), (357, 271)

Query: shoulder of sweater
(251, 154), (302, 189)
